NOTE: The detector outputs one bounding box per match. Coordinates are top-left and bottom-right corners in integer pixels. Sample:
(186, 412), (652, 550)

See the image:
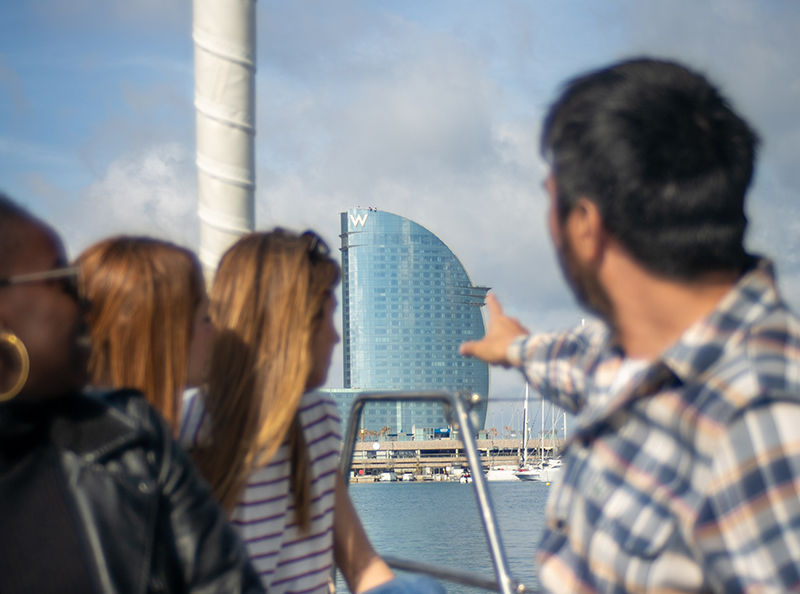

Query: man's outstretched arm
(459, 294), (529, 367)
(461, 293), (603, 415)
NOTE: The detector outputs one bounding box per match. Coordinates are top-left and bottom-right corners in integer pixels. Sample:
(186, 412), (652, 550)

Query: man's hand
(459, 293), (529, 367)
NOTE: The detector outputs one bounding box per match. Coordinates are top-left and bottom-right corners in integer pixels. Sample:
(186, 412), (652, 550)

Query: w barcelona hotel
(327, 208), (490, 437)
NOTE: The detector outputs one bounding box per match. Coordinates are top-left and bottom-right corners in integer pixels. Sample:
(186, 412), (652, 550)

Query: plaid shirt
(508, 259), (800, 593)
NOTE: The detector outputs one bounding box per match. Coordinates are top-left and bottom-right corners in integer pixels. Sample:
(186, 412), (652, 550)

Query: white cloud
(53, 142), (199, 255)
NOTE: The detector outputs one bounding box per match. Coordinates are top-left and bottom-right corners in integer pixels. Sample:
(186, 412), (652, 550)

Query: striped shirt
(508, 259), (800, 593)
(181, 390), (342, 594)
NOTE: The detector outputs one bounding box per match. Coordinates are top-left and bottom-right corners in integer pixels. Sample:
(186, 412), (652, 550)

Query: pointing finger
(485, 293), (504, 319)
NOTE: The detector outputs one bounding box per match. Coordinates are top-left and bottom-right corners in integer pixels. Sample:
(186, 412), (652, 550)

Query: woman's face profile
(0, 221), (89, 400)
(306, 293), (340, 392)
(186, 288), (215, 388)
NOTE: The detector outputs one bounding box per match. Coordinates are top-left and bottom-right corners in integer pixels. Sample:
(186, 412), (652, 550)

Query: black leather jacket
(4, 390), (264, 594)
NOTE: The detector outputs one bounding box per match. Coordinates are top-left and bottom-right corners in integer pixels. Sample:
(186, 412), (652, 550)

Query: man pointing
(461, 58), (800, 593)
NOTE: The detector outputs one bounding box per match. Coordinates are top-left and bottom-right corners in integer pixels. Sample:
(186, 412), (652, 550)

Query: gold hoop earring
(0, 330), (30, 402)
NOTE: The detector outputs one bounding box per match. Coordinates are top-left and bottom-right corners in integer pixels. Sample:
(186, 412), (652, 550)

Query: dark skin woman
(0, 194), (263, 594)
(0, 216), (88, 400)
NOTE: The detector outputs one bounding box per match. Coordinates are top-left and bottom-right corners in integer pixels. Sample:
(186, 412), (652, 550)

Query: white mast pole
(194, 0), (256, 281)
(541, 395), (545, 466)
(522, 384), (529, 467)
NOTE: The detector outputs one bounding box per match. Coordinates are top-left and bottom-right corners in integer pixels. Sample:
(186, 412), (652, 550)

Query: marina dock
(349, 437), (565, 481)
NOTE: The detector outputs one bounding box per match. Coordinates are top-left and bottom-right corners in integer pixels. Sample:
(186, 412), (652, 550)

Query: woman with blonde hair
(182, 229), (444, 594)
(78, 237), (214, 433)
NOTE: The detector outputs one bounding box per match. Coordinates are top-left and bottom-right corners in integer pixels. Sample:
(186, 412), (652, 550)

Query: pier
(349, 437), (565, 481)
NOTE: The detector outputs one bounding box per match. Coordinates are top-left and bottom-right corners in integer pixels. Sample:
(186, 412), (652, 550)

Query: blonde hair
(195, 230), (339, 528)
(78, 237), (204, 433)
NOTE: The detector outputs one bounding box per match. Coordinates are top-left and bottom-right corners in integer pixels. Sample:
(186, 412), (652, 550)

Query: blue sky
(2, 0), (800, 427)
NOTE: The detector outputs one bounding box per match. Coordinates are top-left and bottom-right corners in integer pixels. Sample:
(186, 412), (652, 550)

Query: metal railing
(340, 391), (536, 594)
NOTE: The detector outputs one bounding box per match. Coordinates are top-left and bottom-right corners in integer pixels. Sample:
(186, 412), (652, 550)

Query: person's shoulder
(744, 299), (800, 346)
(697, 301), (800, 422)
(720, 258), (800, 399)
(47, 389), (165, 460)
(301, 389), (338, 411)
(300, 390), (342, 430)
(81, 389), (168, 442)
(88, 388), (165, 429)
(740, 304), (800, 399)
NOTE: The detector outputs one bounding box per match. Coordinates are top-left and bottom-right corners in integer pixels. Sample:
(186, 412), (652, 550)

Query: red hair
(79, 237), (204, 432)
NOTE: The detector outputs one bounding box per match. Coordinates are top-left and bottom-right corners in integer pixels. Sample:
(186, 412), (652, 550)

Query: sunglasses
(0, 266), (84, 303)
(302, 230), (331, 259)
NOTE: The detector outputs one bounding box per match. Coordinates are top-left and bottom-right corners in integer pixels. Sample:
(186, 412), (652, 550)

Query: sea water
(341, 481), (550, 594)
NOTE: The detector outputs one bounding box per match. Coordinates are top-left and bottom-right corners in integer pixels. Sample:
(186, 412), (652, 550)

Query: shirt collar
(566, 258), (777, 445)
(659, 257), (777, 385)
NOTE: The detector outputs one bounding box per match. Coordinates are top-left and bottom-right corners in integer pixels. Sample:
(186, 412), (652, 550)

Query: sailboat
(514, 384), (565, 482)
(514, 384), (539, 481)
(537, 457), (563, 483)
(485, 388), (524, 481)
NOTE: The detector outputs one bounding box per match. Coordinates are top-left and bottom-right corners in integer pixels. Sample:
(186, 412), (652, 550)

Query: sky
(2, 0), (800, 430)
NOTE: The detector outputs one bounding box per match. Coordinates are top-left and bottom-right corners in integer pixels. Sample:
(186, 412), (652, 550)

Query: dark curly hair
(541, 58), (759, 280)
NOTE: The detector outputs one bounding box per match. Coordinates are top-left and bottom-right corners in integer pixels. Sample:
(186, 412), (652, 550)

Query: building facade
(337, 208), (489, 434)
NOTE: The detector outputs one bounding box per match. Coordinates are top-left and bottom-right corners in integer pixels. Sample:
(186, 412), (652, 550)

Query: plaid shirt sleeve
(508, 322), (608, 415)
(698, 398), (800, 592)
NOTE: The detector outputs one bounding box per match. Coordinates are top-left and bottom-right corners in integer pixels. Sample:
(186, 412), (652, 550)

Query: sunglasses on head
(301, 231), (331, 259)
(0, 266), (84, 303)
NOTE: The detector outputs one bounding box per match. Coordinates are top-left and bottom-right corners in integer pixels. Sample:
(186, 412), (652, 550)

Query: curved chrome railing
(339, 391), (536, 594)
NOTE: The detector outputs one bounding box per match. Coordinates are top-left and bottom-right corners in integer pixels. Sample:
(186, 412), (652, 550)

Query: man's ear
(564, 197), (606, 264)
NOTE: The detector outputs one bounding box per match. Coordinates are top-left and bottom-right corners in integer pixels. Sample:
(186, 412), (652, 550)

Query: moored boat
(538, 458), (562, 483)
(514, 466), (540, 481)
(485, 466), (521, 482)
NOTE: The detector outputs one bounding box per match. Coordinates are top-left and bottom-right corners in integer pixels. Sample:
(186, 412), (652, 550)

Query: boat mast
(194, 0), (256, 281)
(522, 384), (529, 467)
(541, 393), (545, 466)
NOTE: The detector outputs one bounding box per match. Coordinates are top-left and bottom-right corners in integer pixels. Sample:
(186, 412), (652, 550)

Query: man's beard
(557, 231), (616, 327)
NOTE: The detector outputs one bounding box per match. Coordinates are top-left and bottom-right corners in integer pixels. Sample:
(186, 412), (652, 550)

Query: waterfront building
(334, 208), (489, 436)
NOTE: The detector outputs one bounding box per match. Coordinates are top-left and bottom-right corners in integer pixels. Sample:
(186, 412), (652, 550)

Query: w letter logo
(349, 213), (369, 228)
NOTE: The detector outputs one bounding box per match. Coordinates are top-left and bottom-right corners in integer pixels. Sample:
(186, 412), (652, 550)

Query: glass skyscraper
(337, 208), (489, 434)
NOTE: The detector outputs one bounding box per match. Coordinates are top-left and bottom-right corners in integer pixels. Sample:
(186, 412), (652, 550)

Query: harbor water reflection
(342, 481), (550, 593)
